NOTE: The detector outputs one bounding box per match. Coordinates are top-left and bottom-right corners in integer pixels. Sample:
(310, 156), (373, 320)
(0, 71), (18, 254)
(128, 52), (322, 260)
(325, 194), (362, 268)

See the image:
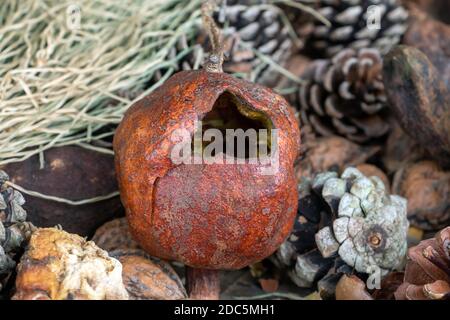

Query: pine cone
(154, 2), (295, 87)
(395, 227), (450, 300)
(0, 170), (35, 293)
(297, 48), (390, 143)
(273, 167), (409, 299)
(301, 0), (409, 57)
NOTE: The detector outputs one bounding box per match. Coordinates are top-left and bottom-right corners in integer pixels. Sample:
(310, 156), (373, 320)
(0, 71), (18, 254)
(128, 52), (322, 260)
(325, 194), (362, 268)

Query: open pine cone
(153, 2), (295, 87)
(297, 48), (389, 143)
(273, 167), (409, 298)
(0, 171), (35, 294)
(395, 227), (450, 300)
(299, 0), (409, 57)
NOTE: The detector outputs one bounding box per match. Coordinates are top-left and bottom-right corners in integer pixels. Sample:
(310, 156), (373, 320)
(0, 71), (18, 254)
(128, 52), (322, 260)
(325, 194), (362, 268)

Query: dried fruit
(114, 3), (300, 300)
(273, 167), (409, 298)
(92, 217), (140, 252)
(13, 228), (129, 300)
(2, 146), (123, 236)
(392, 161), (450, 231)
(394, 227), (450, 300)
(297, 48), (390, 143)
(382, 46), (450, 168)
(111, 249), (187, 300)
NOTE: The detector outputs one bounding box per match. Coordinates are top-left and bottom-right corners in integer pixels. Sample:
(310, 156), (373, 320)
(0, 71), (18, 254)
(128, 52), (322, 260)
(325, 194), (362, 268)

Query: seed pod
(13, 228), (129, 300)
(383, 46), (450, 168)
(114, 69), (300, 299)
(3, 146), (123, 236)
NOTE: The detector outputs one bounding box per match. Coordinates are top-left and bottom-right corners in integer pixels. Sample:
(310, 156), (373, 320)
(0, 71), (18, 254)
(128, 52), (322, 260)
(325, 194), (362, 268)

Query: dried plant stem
(186, 267), (220, 300)
(201, 0), (224, 73)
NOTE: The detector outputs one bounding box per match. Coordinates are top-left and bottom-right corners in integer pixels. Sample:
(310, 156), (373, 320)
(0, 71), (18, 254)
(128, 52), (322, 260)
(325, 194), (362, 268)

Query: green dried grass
(0, 0), (203, 166)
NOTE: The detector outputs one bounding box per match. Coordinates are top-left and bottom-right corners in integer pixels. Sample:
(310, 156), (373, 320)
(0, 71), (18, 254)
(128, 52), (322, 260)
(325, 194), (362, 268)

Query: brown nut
(114, 70), (300, 270)
(92, 217), (140, 252)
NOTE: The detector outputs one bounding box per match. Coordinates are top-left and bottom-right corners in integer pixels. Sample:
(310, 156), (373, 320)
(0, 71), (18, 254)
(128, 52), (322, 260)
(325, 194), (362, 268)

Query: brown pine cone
(296, 0), (409, 58)
(395, 227), (450, 300)
(297, 48), (390, 143)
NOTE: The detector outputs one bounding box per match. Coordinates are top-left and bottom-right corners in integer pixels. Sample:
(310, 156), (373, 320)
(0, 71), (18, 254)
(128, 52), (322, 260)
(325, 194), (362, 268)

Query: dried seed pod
(371, 271), (404, 300)
(402, 4), (450, 87)
(394, 227), (450, 300)
(296, 135), (380, 180)
(13, 228), (129, 300)
(392, 161), (450, 231)
(2, 146), (123, 237)
(92, 218), (140, 252)
(383, 46), (450, 168)
(114, 69), (300, 299)
(273, 167), (409, 298)
(111, 249), (187, 300)
(382, 123), (424, 173)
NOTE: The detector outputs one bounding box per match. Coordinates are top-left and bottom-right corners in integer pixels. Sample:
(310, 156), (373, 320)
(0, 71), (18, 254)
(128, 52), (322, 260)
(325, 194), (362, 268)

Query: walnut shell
(112, 249), (187, 300)
(13, 228), (129, 300)
(392, 161), (450, 230)
(114, 70), (300, 269)
(92, 218), (140, 252)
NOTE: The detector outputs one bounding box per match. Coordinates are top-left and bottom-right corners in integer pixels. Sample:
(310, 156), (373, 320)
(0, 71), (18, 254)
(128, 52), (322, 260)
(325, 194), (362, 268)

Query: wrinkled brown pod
(392, 161), (450, 231)
(383, 46), (450, 168)
(114, 71), (300, 299)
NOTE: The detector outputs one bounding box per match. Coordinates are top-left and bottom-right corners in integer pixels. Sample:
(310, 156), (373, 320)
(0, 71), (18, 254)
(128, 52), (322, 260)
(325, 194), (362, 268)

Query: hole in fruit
(192, 91), (273, 159)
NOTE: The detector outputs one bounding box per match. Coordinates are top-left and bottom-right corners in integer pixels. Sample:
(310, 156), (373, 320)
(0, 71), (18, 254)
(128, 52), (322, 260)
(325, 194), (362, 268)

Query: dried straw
(0, 0), (203, 166)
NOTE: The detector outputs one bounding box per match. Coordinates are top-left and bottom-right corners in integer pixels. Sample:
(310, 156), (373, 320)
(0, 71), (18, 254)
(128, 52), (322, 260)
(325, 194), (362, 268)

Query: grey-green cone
(273, 167), (408, 297)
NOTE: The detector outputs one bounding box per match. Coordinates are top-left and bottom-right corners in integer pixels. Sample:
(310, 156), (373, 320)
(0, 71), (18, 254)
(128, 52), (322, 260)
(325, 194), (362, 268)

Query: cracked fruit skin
(114, 70), (300, 270)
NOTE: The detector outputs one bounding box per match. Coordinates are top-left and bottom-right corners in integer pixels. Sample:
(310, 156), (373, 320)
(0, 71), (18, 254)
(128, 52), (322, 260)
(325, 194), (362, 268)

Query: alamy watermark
(170, 120), (280, 176)
(66, 4), (81, 30)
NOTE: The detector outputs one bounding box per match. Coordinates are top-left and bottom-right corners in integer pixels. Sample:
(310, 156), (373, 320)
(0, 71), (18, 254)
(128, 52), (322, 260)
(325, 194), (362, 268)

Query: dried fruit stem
(186, 267), (220, 300)
(201, 0), (224, 73)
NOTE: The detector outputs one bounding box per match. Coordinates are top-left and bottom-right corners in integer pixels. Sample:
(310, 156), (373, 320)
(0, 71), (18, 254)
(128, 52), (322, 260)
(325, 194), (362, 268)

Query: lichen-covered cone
(114, 70), (300, 270)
